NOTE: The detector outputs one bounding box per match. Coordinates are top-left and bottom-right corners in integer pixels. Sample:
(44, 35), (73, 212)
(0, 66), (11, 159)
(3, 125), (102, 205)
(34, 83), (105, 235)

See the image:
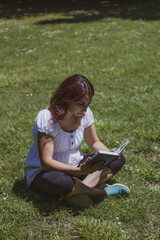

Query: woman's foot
(65, 194), (93, 209)
(97, 183), (130, 197)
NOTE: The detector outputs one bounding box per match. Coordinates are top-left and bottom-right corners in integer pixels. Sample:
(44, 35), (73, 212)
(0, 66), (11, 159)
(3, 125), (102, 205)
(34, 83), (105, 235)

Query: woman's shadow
(12, 178), (110, 214)
(12, 178), (72, 216)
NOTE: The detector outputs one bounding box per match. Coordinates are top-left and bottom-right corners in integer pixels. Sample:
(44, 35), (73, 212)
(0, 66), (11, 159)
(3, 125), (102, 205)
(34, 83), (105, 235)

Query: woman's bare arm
(84, 124), (111, 153)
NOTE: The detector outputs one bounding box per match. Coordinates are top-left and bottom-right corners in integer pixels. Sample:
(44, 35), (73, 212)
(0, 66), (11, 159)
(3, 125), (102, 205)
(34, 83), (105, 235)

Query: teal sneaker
(97, 183), (130, 197)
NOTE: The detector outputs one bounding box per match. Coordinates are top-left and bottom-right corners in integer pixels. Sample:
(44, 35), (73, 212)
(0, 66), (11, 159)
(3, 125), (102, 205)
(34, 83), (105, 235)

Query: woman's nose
(83, 106), (87, 112)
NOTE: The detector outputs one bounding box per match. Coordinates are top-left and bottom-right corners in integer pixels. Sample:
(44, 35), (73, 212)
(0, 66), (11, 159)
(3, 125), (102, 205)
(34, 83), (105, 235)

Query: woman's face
(67, 94), (92, 118)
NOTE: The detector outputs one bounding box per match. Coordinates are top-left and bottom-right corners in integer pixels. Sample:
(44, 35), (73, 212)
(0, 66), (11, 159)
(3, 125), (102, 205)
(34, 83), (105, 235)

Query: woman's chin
(76, 113), (85, 118)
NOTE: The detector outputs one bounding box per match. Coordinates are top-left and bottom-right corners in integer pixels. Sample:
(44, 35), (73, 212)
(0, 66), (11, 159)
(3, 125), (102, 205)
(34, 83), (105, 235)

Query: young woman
(24, 74), (130, 208)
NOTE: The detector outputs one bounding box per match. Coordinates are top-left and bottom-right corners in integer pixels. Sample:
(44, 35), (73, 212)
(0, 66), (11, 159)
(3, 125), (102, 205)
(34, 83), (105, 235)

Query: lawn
(0, 0), (160, 239)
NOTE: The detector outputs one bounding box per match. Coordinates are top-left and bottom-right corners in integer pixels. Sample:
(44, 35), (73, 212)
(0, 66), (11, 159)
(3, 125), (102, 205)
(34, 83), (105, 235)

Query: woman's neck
(62, 111), (78, 122)
(58, 111), (82, 132)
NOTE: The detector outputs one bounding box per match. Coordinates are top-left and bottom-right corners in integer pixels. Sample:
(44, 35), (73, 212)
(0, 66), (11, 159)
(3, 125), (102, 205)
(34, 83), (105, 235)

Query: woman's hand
(110, 149), (120, 162)
(80, 157), (105, 174)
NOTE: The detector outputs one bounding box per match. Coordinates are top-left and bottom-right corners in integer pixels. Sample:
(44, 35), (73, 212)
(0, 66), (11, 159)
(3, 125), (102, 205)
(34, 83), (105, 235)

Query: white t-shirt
(24, 107), (94, 186)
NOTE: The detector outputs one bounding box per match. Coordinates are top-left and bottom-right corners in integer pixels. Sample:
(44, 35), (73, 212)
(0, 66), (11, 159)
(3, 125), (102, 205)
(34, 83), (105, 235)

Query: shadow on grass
(0, 0), (160, 22)
(12, 178), (116, 214)
(12, 178), (70, 216)
(12, 178), (102, 215)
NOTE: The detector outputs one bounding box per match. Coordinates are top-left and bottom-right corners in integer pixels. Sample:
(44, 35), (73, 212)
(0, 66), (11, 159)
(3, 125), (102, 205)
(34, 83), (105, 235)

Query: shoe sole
(108, 183), (130, 193)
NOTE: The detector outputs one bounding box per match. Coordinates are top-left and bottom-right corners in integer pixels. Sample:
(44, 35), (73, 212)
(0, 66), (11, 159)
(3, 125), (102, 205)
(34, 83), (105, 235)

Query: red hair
(49, 74), (94, 123)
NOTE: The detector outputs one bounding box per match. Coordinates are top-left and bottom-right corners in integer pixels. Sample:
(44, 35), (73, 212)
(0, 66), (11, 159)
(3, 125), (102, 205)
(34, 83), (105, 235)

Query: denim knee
(108, 153), (125, 175)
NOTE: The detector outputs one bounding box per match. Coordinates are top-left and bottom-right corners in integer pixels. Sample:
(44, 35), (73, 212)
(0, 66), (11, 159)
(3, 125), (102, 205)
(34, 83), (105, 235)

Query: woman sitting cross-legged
(24, 74), (130, 208)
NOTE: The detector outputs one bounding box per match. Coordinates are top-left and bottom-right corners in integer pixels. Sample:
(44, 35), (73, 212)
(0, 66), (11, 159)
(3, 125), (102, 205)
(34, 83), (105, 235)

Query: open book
(89, 140), (130, 167)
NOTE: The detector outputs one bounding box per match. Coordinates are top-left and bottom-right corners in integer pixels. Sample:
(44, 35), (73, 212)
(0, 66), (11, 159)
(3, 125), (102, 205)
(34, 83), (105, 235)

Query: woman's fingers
(86, 156), (91, 162)
(111, 149), (116, 152)
(81, 157), (106, 174)
(92, 160), (105, 170)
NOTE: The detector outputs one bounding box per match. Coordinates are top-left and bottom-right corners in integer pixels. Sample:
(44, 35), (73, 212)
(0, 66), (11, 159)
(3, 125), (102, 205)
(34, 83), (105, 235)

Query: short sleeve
(83, 107), (94, 128)
(34, 109), (54, 136)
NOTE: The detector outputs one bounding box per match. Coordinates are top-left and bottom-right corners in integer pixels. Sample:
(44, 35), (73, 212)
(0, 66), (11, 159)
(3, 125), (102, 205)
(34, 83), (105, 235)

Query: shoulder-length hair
(48, 74), (94, 123)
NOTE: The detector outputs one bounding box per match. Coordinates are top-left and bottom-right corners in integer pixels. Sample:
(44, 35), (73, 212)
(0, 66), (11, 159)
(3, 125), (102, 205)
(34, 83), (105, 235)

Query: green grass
(0, 1), (160, 239)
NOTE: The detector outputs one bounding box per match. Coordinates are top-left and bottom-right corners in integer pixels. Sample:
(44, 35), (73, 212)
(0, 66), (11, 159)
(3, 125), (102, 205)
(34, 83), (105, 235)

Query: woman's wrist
(75, 166), (85, 175)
